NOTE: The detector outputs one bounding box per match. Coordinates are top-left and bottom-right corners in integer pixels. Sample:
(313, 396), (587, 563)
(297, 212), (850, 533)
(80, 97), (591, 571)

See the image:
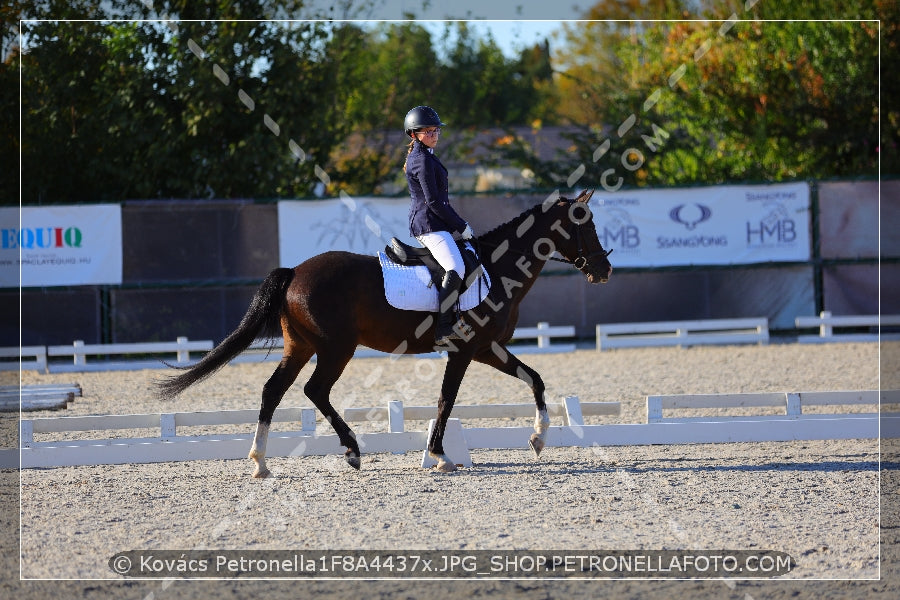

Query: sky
(305, 0), (587, 57)
(420, 20), (565, 58)
(314, 0), (587, 20)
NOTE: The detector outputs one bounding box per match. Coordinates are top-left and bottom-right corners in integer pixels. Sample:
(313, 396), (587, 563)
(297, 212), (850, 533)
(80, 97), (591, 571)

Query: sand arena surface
(4, 341), (898, 598)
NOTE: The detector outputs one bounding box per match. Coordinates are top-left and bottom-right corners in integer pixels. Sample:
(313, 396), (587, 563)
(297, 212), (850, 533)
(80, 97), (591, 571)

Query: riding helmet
(404, 106), (445, 137)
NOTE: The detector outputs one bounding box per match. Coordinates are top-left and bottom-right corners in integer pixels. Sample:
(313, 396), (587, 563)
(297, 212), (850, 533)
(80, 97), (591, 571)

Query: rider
(403, 105), (475, 346)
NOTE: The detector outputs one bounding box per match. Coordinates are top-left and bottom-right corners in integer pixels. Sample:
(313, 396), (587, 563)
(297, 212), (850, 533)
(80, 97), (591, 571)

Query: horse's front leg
(530, 405), (551, 458)
(428, 353), (473, 472)
(473, 344), (549, 458)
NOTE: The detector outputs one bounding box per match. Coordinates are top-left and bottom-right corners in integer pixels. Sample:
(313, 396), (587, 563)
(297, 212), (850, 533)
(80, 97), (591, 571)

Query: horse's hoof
(529, 433), (545, 458)
(435, 459), (457, 473)
(345, 450), (361, 470)
(430, 453), (458, 473)
(252, 468), (270, 479)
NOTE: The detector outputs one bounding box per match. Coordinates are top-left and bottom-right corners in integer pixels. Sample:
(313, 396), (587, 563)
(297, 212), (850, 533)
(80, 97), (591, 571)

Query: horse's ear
(576, 189), (595, 203)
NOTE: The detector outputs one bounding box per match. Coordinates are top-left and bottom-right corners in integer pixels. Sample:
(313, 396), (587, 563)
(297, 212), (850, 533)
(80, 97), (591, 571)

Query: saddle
(384, 237), (487, 292)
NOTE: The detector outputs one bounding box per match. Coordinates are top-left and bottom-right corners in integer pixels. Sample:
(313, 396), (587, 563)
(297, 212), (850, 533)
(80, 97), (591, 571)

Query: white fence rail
(645, 389), (899, 442)
(596, 318), (769, 350)
(795, 311), (900, 343)
(343, 397), (620, 431)
(508, 322), (576, 353)
(0, 346), (47, 372)
(9, 312), (897, 373)
(45, 337), (213, 372)
(1, 338), (216, 373)
(343, 397), (618, 468)
(13, 391), (897, 470)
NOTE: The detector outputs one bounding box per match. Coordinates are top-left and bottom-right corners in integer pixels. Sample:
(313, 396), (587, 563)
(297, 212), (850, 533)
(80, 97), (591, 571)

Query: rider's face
(414, 127), (441, 149)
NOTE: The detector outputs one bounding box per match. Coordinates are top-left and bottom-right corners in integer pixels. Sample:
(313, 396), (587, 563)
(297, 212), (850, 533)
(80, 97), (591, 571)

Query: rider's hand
(461, 224), (474, 240)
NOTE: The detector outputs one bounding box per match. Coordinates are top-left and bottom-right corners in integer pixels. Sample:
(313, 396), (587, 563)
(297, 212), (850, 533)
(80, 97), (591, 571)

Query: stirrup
(435, 318), (472, 345)
(453, 318), (474, 338)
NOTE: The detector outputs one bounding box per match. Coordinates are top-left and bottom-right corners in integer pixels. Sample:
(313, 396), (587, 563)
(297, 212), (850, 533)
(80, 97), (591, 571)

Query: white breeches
(416, 231), (465, 275)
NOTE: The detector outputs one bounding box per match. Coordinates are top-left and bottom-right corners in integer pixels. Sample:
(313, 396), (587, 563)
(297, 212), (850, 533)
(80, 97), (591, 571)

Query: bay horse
(157, 189), (612, 476)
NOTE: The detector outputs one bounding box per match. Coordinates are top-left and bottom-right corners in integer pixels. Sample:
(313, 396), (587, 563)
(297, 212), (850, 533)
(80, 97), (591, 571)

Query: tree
(551, 0), (690, 129)
(322, 21), (440, 195)
(324, 20), (556, 195)
(638, 14), (880, 184)
(500, 0), (885, 190)
(8, 1), (369, 203)
(6, 2), (571, 201)
(876, 0), (899, 174)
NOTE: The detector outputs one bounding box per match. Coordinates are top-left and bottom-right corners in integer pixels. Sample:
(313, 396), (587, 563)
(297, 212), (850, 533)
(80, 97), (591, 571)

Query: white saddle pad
(378, 250), (491, 312)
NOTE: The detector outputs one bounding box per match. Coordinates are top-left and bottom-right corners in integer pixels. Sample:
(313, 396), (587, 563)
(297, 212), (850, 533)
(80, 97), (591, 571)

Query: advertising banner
(590, 182), (810, 267)
(278, 197), (415, 267)
(0, 205), (123, 288)
(278, 183), (810, 269)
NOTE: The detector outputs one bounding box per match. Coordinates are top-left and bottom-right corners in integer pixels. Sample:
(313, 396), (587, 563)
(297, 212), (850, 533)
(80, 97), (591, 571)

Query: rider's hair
(402, 136), (417, 173)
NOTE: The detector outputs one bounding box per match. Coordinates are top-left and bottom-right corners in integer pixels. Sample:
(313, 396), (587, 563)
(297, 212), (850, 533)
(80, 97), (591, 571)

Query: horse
(156, 189), (613, 476)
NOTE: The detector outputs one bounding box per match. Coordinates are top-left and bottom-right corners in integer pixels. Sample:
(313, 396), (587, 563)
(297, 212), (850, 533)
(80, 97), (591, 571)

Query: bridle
(476, 219), (613, 274)
(549, 220), (614, 272)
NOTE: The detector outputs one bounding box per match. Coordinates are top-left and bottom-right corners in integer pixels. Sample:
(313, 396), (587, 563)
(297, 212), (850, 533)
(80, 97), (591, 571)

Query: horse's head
(553, 189), (613, 284)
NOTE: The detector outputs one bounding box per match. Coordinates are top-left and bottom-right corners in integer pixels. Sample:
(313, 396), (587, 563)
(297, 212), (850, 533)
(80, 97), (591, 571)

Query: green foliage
(3, 0), (892, 204)
(8, 2), (346, 203)
(510, 0), (887, 189)
(5, 6), (553, 202)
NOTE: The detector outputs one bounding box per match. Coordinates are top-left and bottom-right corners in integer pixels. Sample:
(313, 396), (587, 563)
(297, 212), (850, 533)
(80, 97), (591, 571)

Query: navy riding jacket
(406, 140), (467, 237)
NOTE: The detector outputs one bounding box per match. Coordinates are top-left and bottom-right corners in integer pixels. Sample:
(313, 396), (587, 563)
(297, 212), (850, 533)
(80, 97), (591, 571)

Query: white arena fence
(0, 346), (47, 372)
(794, 311), (900, 343)
(2, 323), (575, 373)
(0, 337), (212, 374)
(596, 317), (769, 350)
(647, 389), (899, 441)
(5, 315), (898, 373)
(10, 392), (898, 470)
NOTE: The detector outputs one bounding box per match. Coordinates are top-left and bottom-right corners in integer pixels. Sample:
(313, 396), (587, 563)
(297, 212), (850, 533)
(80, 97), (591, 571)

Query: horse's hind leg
(249, 347), (312, 478)
(302, 348), (361, 470)
(473, 345), (549, 458)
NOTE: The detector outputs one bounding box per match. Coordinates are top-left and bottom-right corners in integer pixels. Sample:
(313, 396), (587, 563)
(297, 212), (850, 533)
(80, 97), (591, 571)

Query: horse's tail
(156, 267), (295, 399)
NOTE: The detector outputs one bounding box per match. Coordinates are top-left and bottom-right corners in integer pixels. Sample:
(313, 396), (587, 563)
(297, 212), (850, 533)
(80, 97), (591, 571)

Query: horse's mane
(478, 199), (561, 240)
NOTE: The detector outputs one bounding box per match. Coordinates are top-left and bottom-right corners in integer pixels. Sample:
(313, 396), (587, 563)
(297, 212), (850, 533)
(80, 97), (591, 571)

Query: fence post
(73, 340), (86, 367)
(176, 336), (189, 364)
(160, 413), (177, 439)
(819, 311), (832, 339)
(20, 420), (33, 446)
(388, 400), (405, 455)
(563, 395), (584, 427)
(646, 396), (663, 423)
(301, 408), (317, 432)
(388, 400), (405, 433)
(421, 418), (472, 469)
(537, 322), (550, 349)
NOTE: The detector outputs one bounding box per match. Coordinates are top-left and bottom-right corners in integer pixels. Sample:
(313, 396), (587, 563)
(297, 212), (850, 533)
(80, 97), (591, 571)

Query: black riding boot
(435, 270), (471, 345)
